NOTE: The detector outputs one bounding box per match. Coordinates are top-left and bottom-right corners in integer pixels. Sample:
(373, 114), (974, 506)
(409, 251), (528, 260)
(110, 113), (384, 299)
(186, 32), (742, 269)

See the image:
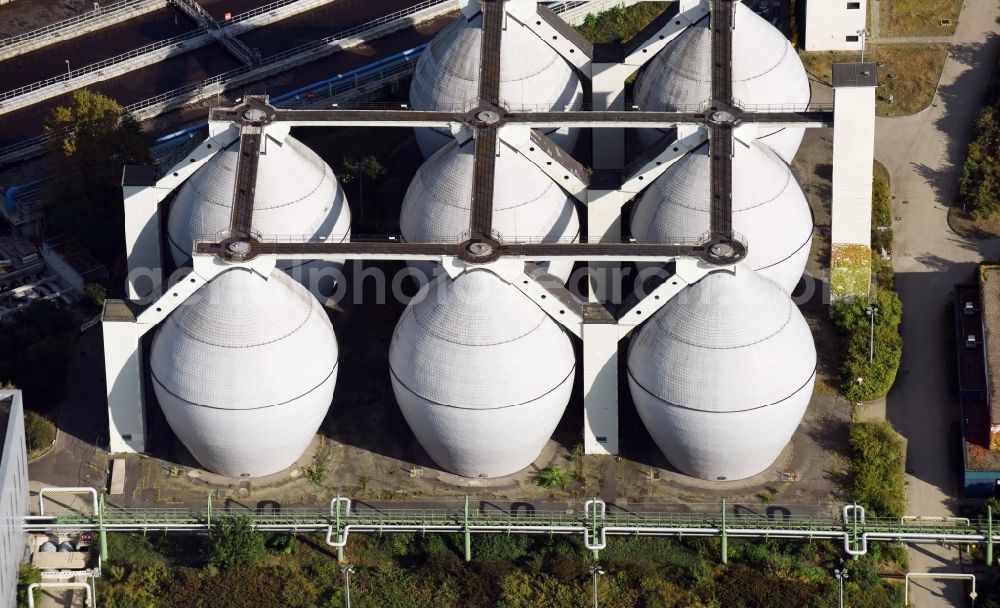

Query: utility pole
(834, 560), (849, 608)
(590, 565), (604, 608)
(866, 306), (878, 361)
(342, 565), (355, 608)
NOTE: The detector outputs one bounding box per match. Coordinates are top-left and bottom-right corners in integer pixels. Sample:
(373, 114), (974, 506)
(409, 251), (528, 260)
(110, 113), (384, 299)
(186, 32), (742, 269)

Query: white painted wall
(0, 390), (29, 608)
(831, 85), (876, 245)
(102, 318), (147, 454)
(805, 0), (867, 51)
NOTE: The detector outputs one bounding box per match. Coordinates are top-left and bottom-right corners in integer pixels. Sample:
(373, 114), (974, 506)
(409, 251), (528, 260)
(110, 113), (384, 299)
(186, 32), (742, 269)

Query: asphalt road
(877, 0), (1000, 605)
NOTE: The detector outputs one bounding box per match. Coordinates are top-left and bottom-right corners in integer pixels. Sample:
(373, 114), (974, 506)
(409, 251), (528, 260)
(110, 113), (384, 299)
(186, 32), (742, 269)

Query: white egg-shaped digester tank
(633, 3), (810, 162)
(627, 267), (816, 480)
(409, 12), (584, 157)
(167, 133), (351, 285)
(149, 268), (339, 478)
(389, 270), (576, 477)
(400, 138), (580, 282)
(631, 140), (812, 293)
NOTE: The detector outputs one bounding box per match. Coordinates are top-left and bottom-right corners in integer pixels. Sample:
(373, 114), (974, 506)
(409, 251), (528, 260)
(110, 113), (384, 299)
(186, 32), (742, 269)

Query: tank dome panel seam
(388, 364), (576, 411)
(151, 362), (339, 411)
(626, 366), (817, 413)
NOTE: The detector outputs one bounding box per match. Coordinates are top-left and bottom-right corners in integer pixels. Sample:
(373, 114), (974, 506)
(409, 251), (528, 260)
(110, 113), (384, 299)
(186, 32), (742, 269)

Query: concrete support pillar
(582, 305), (619, 455)
(122, 166), (167, 302)
(830, 63), (877, 300)
(584, 61), (633, 456)
(590, 63), (632, 168)
(102, 300), (146, 454)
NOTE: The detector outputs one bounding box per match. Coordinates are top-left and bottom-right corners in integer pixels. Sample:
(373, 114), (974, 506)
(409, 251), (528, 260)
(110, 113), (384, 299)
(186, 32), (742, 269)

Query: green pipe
(988, 505), (993, 567)
(336, 495), (345, 563)
(98, 494), (108, 562)
(464, 496), (472, 562)
(591, 497), (599, 561)
(721, 498), (728, 564)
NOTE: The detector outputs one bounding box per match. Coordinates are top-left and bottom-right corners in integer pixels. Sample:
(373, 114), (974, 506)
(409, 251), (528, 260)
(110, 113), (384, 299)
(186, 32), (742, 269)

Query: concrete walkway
(875, 0), (1000, 605)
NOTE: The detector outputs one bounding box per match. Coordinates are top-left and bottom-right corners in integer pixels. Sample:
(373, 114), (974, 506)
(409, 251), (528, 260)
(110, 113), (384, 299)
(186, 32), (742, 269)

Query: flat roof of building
(832, 62), (878, 88)
(981, 267), (1000, 424)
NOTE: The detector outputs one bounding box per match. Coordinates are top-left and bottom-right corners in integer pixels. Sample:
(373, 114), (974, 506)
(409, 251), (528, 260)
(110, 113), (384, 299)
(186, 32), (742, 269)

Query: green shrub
(17, 563), (41, 605)
(833, 286), (903, 402)
(535, 465), (572, 489)
(849, 420), (906, 518)
(472, 534), (531, 562)
(871, 168), (893, 229)
(24, 410), (56, 456)
(208, 516), (267, 570)
(574, 2), (670, 43)
(960, 106), (1000, 220)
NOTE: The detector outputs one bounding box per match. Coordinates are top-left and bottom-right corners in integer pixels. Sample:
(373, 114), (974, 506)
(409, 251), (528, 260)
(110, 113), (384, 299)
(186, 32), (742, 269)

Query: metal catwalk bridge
(22, 496), (1000, 565)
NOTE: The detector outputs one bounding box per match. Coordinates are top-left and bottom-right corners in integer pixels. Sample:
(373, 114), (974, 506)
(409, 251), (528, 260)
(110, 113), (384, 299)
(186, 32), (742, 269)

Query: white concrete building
(0, 390), (29, 608)
(804, 0), (867, 51)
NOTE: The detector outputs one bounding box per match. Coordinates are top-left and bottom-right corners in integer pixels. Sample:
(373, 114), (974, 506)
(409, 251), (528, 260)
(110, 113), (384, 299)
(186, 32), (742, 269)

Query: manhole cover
(902, 200), (909, 205)
(895, 216), (902, 221)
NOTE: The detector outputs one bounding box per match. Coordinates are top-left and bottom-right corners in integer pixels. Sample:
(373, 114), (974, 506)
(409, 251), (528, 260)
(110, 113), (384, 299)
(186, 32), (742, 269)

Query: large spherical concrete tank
(388, 269), (576, 477)
(409, 13), (584, 157)
(627, 267), (816, 480)
(167, 135), (351, 290)
(149, 268), (339, 478)
(633, 3), (810, 162)
(631, 141), (812, 293)
(400, 138), (580, 283)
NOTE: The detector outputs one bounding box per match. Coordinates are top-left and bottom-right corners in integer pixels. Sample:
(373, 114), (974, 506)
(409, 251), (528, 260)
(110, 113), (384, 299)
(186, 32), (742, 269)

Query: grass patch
(799, 44), (950, 116)
(574, 2), (670, 43)
(849, 419), (906, 517)
(878, 0), (962, 37)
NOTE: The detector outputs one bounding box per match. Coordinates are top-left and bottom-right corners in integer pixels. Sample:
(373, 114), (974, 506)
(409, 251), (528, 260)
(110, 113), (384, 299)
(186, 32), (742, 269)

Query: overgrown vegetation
(82, 529), (905, 608)
(24, 410), (56, 458)
(0, 300), (77, 408)
(207, 516), (268, 570)
(574, 2), (670, 43)
(799, 44), (950, 116)
(959, 57), (1000, 220)
(44, 88), (152, 266)
(535, 465), (573, 489)
(849, 419), (906, 518)
(17, 564), (41, 606)
(832, 165), (903, 402)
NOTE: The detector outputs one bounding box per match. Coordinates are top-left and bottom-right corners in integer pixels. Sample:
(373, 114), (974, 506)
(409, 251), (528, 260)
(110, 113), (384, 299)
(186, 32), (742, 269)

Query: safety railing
(0, 0), (163, 48)
(226, 0), (312, 24)
(0, 26), (212, 102)
(0, 3), (449, 163)
(25, 501), (1000, 539)
(262, 0), (451, 63)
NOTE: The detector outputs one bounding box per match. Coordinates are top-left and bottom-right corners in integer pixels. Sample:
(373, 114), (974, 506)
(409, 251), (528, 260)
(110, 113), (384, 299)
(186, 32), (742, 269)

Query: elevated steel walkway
(22, 498), (1000, 565)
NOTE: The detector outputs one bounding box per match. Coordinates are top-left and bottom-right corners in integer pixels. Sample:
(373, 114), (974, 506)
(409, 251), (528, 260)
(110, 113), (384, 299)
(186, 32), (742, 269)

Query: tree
(0, 300), (76, 408)
(44, 89), (152, 264)
(208, 516), (267, 569)
(83, 282), (107, 313)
